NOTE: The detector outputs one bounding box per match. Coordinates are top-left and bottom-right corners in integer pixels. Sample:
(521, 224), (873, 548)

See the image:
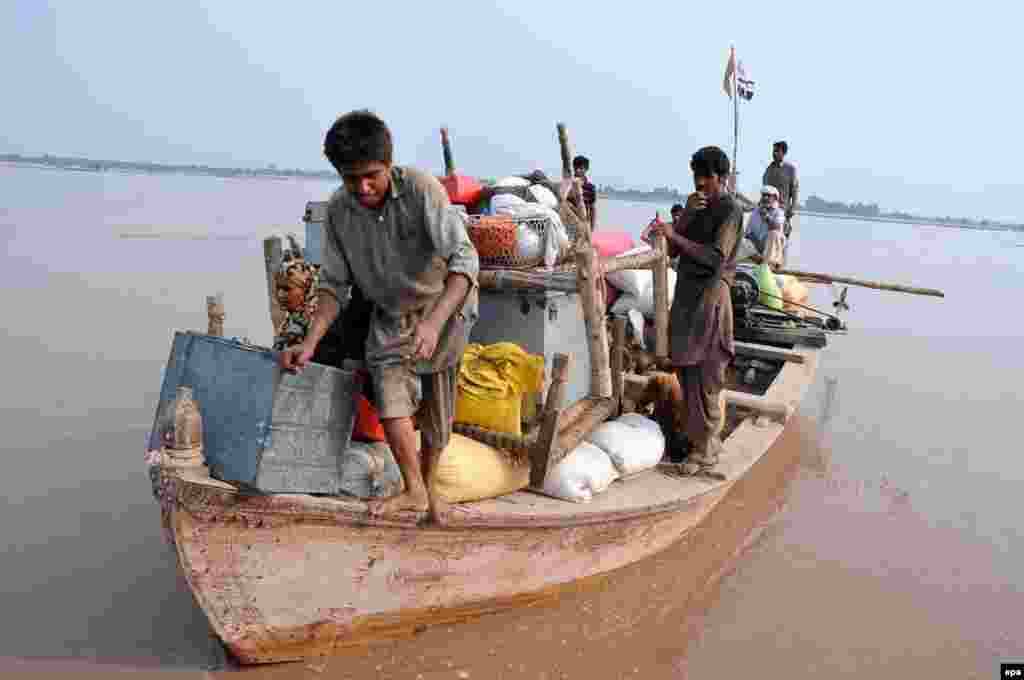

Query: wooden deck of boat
(172, 345), (817, 531)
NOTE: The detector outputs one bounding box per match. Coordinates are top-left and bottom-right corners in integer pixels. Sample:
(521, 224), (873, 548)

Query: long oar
(777, 268), (945, 298)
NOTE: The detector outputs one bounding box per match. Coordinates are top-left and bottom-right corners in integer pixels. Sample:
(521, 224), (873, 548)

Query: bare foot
(428, 494), (452, 527)
(367, 490), (429, 518)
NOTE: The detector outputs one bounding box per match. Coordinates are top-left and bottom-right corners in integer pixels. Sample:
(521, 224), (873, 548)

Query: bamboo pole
(653, 233), (670, 358)
(610, 316), (626, 414)
(478, 269), (578, 293)
(530, 353), (571, 488)
(440, 127), (455, 176)
(778, 268), (945, 298)
(263, 236), (285, 337)
(206, 293), (225, 337)
(601, 249), (661, 273)
(558, 122), (612, 399)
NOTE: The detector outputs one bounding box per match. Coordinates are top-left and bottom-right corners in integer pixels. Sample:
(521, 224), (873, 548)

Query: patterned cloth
(273, 260), (320, 351)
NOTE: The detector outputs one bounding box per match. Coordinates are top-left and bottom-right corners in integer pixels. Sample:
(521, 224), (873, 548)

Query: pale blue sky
(3, 1), (1021, 221)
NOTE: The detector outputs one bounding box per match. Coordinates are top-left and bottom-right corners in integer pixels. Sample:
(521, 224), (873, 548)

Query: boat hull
(171, 480), (729, 664)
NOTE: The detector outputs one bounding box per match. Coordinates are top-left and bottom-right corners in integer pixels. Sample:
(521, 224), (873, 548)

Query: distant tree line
(1, 152), (337, 181)
(803, 194), (1023, 232)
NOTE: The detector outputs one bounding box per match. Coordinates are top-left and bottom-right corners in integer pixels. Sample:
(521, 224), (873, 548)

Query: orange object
(466, 215), (518, 260)
(440, 174), (484, 206)
(353, 394), (386, 442)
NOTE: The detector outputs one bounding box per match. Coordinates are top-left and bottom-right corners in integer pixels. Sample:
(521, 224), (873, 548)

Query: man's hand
(685, 191), (708, 214)
(651, 218), (675, 241)
(412, 318), (442, 361)
(280, 339), (317, 373)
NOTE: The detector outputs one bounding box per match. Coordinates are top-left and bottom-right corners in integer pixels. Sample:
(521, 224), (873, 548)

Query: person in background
(745, 185), (786, 269)
(279, 110), (479, 523)
(571, 155), (598, 229)
(651, 146), (744, 471)
(762, 140), (799, 263)
(640, 203), (685, 246)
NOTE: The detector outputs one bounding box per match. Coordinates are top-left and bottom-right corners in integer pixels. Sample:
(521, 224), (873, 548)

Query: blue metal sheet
(150, 332), (360, 493)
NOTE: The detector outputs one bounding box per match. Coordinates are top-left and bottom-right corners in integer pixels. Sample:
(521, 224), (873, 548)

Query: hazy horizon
(4, 1), (1021, 221)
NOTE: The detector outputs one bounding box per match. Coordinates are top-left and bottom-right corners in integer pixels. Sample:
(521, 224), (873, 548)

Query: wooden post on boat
(610, 316), (626, 413)
(206, 293), (225, 337)
(557, 122), (612, 399)
(653, 233), (670, 359)
(263, 236), (285, 337)
(531, 353), (571, 488)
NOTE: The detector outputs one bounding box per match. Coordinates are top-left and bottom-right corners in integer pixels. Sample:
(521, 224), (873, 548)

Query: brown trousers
(674, 346), (729, 457)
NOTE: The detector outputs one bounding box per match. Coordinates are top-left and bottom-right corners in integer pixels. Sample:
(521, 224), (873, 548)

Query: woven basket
(467, 214), (554, 270)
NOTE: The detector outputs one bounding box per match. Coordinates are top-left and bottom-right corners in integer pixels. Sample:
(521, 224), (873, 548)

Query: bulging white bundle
(542, 441), (619, 503)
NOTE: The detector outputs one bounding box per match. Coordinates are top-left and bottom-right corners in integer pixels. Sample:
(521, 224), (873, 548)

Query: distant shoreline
(6, 155), (1021, 234)
(798, 210), (1024, 232)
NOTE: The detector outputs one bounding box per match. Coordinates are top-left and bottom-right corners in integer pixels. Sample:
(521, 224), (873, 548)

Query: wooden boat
(148, 124), (828, 664)
(154, 345), (820, 664)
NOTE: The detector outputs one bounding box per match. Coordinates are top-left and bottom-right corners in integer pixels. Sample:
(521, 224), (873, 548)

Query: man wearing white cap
(745, 186), (786, 269)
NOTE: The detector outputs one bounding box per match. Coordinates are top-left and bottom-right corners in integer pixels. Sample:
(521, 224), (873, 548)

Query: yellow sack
(455, 342), (545, 436)
(429, 433), (530, 503)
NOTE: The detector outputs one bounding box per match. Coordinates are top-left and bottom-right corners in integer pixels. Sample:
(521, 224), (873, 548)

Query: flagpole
(732, 47), (739, 194)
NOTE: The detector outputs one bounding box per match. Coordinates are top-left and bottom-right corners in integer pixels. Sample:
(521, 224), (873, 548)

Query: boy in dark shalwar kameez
(651, 146), (743, 469)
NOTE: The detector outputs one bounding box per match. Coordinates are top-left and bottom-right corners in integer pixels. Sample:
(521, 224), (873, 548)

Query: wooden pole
(440, 127), (455, 176)
(601, 249), (661, 273)
(778, 268), (945, 298)
(554, 397), (616, 462)
(206, 293), (225, 337)
(653, 233), (670, 359)
(530, 353), (571, 488)
(478, 269), (578, 294)
(558, 122), (612, 399)
(263, 236), (285, 338)
(610, 316), (626, 414)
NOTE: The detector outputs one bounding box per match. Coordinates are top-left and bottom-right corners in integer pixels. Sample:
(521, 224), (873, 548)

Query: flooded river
(1, 165), (1021, 678)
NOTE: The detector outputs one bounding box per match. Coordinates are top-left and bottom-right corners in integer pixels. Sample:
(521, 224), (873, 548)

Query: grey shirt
(762, 161), (800, 213)
(318, 166), (479, 374)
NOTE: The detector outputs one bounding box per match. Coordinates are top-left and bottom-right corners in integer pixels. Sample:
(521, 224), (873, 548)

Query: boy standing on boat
(651, 147), (744, 469)
(571, 155), (598, 229)
(280, 110), (479, 522)
(762, 140), (799, 262)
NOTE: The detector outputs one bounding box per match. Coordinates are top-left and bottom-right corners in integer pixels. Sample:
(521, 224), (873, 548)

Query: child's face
(573, 164), (587, 179)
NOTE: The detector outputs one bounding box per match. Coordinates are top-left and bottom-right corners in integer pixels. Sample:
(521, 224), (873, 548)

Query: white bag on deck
(338, 441), (405, 499)
(605, 245), (653, 296)
(585, 416), (665, 477)
(542, 441), (619, 503)
(609, 268), (677, 319)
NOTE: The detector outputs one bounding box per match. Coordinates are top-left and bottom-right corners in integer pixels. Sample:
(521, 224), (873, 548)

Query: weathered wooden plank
(206, 293), (224, 337)
(653, 234), (669, 359)
(610, 316), (626, 412)
(263, 237), (285, 337)
(530, 353), (570, 487)
(554, 397), (616, 461)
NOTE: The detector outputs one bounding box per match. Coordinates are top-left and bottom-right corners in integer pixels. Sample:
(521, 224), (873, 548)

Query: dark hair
(670, 203), (685, 213)
(690, 146), (730, 179)
(323, 110), (393, 173)
(773, 140), (788, 154)
(572, 155), (590, 171)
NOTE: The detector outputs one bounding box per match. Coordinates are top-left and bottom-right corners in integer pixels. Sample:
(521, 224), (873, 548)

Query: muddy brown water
(1, 165), (1021, 678)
